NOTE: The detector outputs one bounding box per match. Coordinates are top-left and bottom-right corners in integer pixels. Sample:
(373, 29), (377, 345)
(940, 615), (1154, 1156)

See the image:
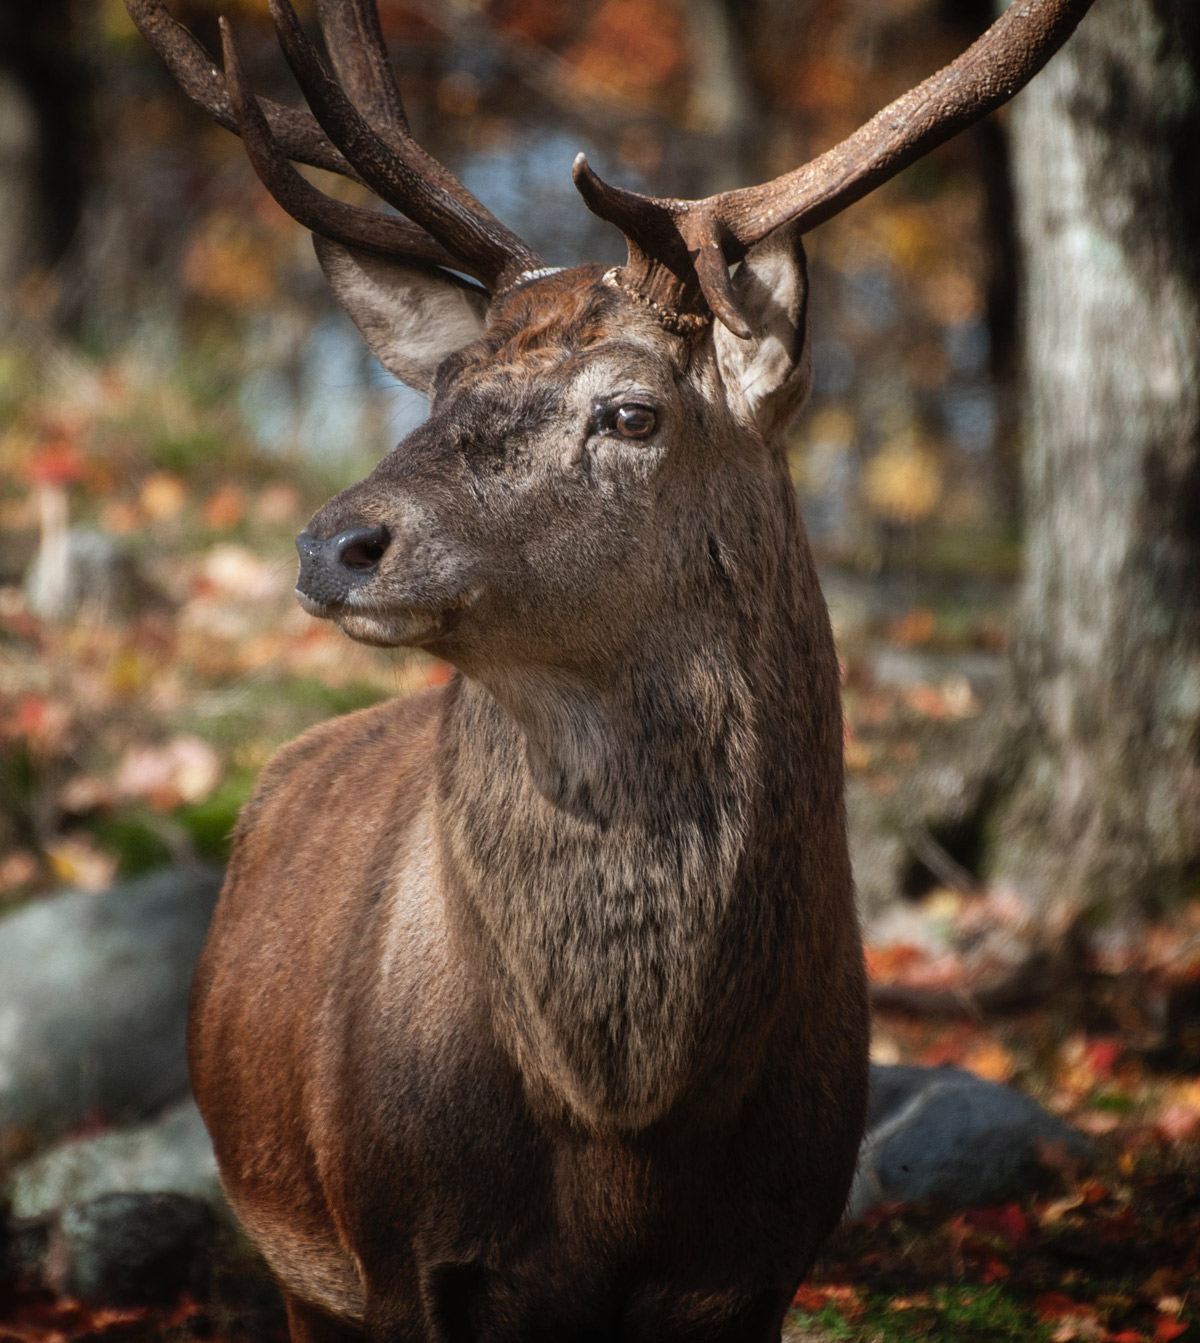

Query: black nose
(335, 525), (390, 571)
(295, 524), (391, 605)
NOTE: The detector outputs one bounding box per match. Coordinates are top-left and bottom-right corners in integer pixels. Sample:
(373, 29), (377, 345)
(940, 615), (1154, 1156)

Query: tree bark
(992, 0), (1200, 921)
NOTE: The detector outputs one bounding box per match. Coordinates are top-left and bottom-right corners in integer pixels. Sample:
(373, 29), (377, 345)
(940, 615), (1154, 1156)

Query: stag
(125, 1), (1094, 1338)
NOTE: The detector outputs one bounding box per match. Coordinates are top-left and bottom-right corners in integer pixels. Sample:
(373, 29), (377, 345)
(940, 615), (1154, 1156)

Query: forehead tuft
(482, 263), (618, 361)
(434, 263), (685, 397)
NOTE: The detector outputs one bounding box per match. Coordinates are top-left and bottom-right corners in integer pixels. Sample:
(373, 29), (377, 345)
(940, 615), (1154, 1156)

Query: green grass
(788, 1286), (1049, 1343)
(176, 770), (259, 862)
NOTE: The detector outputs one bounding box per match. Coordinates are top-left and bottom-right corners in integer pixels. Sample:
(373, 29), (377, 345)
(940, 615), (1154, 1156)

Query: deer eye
(614, 405), (657, 440)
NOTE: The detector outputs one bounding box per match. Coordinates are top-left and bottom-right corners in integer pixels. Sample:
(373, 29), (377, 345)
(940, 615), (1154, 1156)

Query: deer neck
(434, 514), (841, 1133)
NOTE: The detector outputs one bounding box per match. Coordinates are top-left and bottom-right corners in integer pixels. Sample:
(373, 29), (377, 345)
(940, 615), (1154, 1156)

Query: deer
(124, 1), (1094, 1338)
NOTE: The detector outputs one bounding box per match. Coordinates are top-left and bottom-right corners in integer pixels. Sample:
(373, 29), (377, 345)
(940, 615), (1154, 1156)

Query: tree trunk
(992, 0), (1200, 922)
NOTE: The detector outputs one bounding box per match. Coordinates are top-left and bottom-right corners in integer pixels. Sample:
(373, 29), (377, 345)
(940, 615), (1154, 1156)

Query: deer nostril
(335, 525), (390, 573)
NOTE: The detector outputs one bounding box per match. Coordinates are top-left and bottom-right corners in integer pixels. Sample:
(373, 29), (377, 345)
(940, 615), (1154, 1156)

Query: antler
(126, 0), (354, 177)
(573, 0), (1096, 337)
(266, 0), (540, 288)
(126, 0), (541, 290)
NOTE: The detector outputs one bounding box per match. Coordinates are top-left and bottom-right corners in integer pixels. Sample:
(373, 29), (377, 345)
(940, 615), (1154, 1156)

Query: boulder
(847, 1063), (1094, 1219)
(2, 1106), (283, 1321)
(48, 1192), (218, 1305)
(7, 1099), (223, 1219)
(0, 866), (223, 1149)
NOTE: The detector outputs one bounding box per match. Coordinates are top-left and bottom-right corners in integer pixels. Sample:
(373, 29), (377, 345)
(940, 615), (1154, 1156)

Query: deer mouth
(293, 522), (476, 647)
(296, 588), (473, 649)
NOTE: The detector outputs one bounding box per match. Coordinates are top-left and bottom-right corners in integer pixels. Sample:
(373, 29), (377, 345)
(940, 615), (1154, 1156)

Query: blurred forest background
(1, 0), (1046, 903)
(2, 0), (1200, 1338)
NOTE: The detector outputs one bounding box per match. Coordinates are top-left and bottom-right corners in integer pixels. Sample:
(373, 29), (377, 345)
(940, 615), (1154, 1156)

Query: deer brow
(441, 381), (563, 444)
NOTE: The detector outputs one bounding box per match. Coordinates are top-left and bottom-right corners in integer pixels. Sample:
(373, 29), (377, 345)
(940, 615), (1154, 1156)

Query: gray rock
(4, 1106), (281, 1320)
(7, 1098), (223, 1219)
(847, 1064), (1093, 1219)
(50, 1192), (218, 1305)
(0, 866), (223, 1147)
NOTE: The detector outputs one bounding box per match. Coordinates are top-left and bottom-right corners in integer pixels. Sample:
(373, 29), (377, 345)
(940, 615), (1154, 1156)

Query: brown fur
(189, 245), (869, 1342)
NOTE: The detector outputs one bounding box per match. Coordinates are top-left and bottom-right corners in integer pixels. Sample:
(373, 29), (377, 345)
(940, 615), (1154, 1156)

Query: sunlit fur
(189, 237), (869, 1343)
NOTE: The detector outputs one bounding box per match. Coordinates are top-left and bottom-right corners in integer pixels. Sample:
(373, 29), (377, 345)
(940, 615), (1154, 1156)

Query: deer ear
(711, 227), (812, 440)
(313, 236), (490, 395)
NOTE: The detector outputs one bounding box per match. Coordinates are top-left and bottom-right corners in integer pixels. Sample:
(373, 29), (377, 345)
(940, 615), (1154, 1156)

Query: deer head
(127, 0), (1093, 678)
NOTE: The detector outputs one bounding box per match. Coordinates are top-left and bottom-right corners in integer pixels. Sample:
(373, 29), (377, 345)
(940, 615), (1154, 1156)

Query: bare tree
(991, 0), (1200, 923)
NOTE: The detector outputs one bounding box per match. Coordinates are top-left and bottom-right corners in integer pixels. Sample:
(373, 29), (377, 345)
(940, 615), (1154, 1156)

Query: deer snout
(295, 524), (391, 608)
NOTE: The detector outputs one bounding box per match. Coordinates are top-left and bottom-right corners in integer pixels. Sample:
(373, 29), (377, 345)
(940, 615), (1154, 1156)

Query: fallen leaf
(1035, 1292), (1089, 1322)
(45, 835), (117, 891)
(865, 943), (926, 981)
(941, 673), (980, 718)
(10, 694), (73, 752)
(58, 773), (116, 813)
(1153, 1318), (1189, 1342)
(792, 1285), (827, 1312)
(844, 738), (872, 772)
(889, 607), (935, 646)
(1075, 1111), (1122, 1136)
(115, 735), (222, 810)
(962, 1038), (1017, 1084)
(1085, 1037), (1124, 1079)
(0, 849), (40, 893)
(203, 483), (246, 530)
(199, 542), (288, 599)
(1157, 1102), (1200, 1144)
(905, 682), (952, 718)
(139, 471), (186, 522)
(963, 1204), (1028, 1244)
(863, 436), (943, 524)
(253, 481), (303, 526)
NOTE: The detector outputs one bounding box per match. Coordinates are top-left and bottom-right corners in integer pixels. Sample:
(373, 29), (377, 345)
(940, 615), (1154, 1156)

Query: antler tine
(314, 0), (409, 144)
(218, 21), (465, 275)
(310, 0), (501, 218)
(269, 0), (541, 290)
(125, 0), (357, 181)
(575, 0), (1097, 336)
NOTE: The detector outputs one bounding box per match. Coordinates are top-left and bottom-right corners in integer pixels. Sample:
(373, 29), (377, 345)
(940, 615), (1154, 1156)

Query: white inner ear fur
(314, 236), (490, 395)
(711, 229), (812, 440)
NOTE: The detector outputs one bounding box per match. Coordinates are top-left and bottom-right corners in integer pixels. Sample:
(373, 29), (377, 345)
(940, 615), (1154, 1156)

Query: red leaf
(1084, 1037), (1123, 1078)
(1034, 1292), (1087, 1322)
(965, 1204), (1029, 1244)
(792, 1286), (827, 1311)
(1153, 1319), (1189, 1342)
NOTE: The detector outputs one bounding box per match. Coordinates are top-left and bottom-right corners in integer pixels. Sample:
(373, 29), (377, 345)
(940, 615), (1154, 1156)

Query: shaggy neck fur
(434, 469), (846, 1134)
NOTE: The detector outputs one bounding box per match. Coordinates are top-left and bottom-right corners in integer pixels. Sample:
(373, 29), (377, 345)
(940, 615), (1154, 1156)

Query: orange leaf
(865, 943), (925, 981)
(203, 484), (246, 530)
(889, 607), (935, 646)
(1153, 1319), (1189, 1342)
(792, 1286), (828, 1311)
(962, 1039), (1017, 1084)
